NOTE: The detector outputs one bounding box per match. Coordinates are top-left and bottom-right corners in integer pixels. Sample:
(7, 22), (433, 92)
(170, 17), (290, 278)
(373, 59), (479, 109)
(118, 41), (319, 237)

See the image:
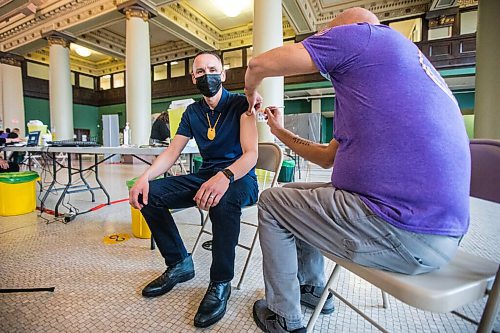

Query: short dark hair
(193, 51), (222, 66)
(191, 51), (224, 71)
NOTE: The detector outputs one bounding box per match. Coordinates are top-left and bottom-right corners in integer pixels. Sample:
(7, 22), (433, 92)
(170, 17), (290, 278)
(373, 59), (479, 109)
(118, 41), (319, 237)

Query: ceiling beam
(282, 0), (316, 34)
(152, 2), (219, 51)
(0, 0), (118, 53)
(76, 29), (126, 59)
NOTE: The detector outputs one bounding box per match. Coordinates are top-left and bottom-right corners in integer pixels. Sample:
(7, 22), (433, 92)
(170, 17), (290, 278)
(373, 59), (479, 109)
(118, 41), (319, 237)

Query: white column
(124, 7), (152, 146)
(48, 37), (73, 140)
(311, 99), (321, 113)
(474, 0), (500, 139)
(253, 0), (284, 143)
(1, 60), (25, 136)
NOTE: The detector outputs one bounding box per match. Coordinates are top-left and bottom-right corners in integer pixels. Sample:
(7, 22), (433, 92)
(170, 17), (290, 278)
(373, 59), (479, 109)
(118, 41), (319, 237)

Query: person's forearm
(140, 150), (179, 180)
(273, 127), (336, 169)
(226, 150), (258, 181)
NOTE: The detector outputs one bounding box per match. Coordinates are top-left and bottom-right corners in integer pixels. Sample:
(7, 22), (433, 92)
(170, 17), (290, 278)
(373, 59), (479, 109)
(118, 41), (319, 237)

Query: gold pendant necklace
(206, 112), (221, 141)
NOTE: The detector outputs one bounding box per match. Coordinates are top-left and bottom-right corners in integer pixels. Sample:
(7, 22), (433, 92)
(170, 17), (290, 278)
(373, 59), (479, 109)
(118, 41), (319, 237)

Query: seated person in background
(0, 157), (19, 173)
(0, 137), (21, 145)
(150, 111), (171, 144)
(244, 7), (470, 332)
(7, 128), (20, 139)
(8, 128), (23, 163)
(129, 51), (258, 328)
(0, 137), (22, 172)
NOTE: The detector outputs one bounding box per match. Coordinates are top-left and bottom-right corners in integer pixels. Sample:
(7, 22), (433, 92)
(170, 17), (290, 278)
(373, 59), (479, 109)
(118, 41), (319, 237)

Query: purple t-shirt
(302, 23), (470, 236)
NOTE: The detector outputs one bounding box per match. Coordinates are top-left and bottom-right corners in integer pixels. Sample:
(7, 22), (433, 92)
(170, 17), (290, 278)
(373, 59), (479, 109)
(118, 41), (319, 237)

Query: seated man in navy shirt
(129, 51), (258, 328)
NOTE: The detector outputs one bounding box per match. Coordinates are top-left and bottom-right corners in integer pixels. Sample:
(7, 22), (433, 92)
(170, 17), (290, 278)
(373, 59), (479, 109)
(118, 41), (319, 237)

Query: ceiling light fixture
(171, 61), (178, 65)
(73, 45), (92, 57)
(213, 0), (250, 18)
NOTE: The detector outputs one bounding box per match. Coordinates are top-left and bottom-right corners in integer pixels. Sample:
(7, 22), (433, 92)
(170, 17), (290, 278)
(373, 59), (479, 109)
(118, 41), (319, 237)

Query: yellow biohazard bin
(126, 177), (152, 239)
(0, 171), (40, 216)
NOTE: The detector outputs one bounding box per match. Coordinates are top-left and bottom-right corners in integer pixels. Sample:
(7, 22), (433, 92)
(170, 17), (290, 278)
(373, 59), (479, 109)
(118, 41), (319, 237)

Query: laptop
(27, 131), (41, 146)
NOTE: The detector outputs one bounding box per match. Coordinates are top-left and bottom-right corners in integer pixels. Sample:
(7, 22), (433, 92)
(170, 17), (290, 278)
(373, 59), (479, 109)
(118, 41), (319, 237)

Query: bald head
(328, 7), (379, 28)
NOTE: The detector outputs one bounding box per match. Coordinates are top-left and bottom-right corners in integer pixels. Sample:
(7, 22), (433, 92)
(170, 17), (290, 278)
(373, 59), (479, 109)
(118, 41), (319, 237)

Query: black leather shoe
(142, 255), (195, 297)
(193, 281), (231, 328)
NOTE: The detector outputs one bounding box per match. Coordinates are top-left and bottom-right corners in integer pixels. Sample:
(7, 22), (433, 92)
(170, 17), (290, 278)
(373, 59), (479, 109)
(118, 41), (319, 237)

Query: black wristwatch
(221, 168), (234, 183)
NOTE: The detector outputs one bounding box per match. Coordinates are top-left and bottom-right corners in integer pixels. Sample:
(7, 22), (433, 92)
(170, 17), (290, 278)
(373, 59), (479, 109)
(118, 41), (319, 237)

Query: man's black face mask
(195, 73), (222, 97)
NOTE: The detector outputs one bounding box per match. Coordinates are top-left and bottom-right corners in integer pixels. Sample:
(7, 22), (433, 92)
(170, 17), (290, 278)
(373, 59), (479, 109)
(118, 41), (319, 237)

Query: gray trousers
(258, 182), (461, 322)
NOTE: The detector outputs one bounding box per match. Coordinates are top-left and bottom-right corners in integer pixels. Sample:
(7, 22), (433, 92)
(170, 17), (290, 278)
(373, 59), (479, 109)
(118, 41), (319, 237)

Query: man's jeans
(139, 170), (258, 282)
(258, 182), (461, 322)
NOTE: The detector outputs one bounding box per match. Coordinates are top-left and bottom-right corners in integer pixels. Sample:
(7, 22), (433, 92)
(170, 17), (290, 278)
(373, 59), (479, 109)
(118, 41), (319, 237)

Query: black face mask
(195, 73), (222, 97)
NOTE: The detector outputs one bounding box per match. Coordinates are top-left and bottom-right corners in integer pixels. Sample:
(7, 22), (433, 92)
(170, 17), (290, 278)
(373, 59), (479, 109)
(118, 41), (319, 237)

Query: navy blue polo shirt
(176, 88), (256, 177)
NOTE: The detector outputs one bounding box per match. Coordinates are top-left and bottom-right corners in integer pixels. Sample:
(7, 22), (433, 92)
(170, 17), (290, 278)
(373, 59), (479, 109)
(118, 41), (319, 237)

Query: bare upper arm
(239, 112), (258, 154)
(167, 134), (190, 157)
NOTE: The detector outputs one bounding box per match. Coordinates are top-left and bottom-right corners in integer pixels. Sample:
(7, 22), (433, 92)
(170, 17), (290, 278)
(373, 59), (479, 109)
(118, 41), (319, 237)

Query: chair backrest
(256, 142), (283, 189)
(470, 139), (500, 204)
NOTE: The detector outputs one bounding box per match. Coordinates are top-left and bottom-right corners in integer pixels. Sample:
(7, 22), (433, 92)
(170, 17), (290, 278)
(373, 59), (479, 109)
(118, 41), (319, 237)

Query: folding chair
(192, 142), (283, 289)
(307, 139), (500, 333)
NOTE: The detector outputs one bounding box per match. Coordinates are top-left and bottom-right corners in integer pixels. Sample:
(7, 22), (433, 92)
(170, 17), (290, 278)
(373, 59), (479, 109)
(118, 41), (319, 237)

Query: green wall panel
(73, 104), (99, 140)
(283, 100), (311, 114)
(24, 97), (98, 139)
(454, 92), (475, 114)
(322, 116), (334, 143)
(24, 97), (51, 131)
(321, 97), (335, 112)
(152, 101), (171, 114)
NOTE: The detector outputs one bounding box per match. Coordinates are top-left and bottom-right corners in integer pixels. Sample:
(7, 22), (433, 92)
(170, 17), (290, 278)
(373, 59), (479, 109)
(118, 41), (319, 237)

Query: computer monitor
(27, 131), (40, 146)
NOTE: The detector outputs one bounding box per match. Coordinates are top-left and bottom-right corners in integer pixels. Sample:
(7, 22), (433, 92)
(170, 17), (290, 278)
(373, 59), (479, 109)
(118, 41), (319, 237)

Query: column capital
(0, 52), (24, 67)
(42, 31), (76, 48)
(118, 1), (157, 21)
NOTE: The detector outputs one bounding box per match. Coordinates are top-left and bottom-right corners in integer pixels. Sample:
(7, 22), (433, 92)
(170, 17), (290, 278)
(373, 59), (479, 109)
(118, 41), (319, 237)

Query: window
(79, 74), (94, 89)
(170, 60), (185, 78)
(222, 49), (242, 70)
(27, 62), (49, 80)
(100, 75), (111, 90)
(188, 58), (194, 74)
(428, 26), (452, 40)
(246, 47), (253, 66)
(389, 18), (422, 42)
(113, 72), (125, 88)
(460, 10), (477, 35)
(71, 72), (75, 86)
(153, 64), (167, 81)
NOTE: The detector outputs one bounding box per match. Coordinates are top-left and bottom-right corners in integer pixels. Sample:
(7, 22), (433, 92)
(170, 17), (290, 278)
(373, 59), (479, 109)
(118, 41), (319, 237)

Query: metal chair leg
(307, 264), (342, 333)
(192, 213), (210, 256)
(236, 228), (259, 290)
(382, 291), (389, 309)
(478, 268), (500, 333)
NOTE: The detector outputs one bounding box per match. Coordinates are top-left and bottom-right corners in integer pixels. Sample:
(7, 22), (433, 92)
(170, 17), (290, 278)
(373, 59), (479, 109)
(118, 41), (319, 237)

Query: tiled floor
(0, 158), (499, 332)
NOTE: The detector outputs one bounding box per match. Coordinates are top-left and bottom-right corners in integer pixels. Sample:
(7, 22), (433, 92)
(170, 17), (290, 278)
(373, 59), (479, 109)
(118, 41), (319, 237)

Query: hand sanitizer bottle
(123, 122), (130, 146)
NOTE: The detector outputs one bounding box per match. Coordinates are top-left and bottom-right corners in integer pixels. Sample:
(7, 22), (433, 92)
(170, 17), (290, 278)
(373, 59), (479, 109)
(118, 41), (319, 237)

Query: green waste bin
(193, 156), (203, 173)
(278, 160), (295, 183)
